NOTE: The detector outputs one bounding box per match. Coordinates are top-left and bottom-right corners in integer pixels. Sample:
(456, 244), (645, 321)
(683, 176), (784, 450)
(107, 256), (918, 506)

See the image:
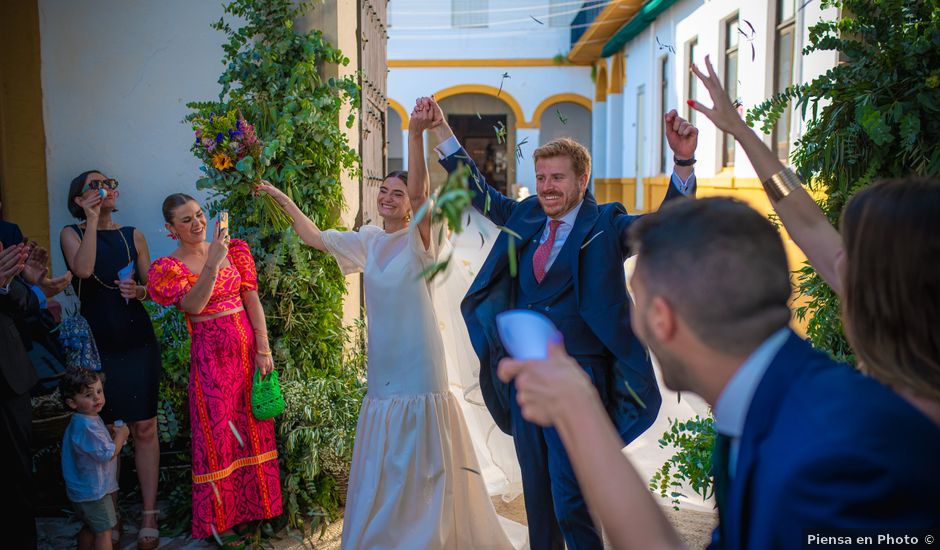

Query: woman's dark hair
(162, 193), (197, 223)
(840, 177), (940, 401)
(59, 368), (106, 407)
(66, 170), (105, 220)
(385, 171), (408, 185)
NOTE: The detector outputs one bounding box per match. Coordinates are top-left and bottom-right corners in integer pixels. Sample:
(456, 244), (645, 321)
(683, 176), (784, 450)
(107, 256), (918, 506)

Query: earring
(168, 232), (178, 240)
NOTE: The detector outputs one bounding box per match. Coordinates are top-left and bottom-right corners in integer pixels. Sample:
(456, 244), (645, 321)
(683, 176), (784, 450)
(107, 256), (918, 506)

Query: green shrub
(650, 416), (716, 511)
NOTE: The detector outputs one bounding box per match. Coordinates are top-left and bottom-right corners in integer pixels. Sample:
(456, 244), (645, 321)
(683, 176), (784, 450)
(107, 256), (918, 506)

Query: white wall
(39, 0), (232, 276)
(389, 0), (574, 60)
(610, 0), (839, 182)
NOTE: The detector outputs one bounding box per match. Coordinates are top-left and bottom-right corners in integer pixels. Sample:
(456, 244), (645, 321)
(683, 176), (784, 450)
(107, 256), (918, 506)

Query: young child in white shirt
(60, 369), (129, 550)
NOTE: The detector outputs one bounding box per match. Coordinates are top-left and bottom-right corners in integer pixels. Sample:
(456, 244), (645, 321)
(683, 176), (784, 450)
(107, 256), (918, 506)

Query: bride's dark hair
(385, 171), (408, 185)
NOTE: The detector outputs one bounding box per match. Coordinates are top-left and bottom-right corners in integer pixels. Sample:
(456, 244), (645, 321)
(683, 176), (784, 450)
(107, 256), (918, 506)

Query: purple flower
(195, 129), (203, 138)
(215, 132), (224, 144)
(202, 137), (216, 151)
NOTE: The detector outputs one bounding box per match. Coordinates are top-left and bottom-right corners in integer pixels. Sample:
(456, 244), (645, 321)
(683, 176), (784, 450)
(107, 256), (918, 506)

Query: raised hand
(207, 222), (230, 270)
(76, 189), (104, 222)
(409, 97), (437, 134)
(688, 54), (747, 135)
(422, 97), (454, 144)
(664, 110), (699, 160)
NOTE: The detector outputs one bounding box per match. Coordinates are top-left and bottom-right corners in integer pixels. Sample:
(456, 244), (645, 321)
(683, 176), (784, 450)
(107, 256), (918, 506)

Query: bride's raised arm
(407, 98), (435, 250)
(257, 181), (326, 252)
(689, 55), (845, 295)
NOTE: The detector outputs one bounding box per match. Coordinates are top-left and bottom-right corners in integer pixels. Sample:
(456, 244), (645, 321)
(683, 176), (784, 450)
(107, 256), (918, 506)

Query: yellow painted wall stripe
(433, 84), (534, 128)
(530, 93), (593, 128)
(389, 58), (588, 68)
(387, 97), (409, 130)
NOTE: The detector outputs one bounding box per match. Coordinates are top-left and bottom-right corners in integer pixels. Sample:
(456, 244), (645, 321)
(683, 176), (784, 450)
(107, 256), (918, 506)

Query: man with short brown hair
(420, 96), (699, 549)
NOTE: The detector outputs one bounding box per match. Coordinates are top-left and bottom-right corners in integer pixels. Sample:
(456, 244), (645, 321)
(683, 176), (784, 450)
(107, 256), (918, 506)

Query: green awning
(601, 0), (680, 58)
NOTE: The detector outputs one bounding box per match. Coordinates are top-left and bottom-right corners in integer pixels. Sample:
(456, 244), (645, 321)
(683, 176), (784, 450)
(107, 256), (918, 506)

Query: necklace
(78, 223), (132, 290)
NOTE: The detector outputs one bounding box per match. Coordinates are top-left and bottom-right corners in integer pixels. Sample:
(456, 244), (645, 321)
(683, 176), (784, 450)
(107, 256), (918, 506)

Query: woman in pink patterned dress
(147, 193), (281, 545)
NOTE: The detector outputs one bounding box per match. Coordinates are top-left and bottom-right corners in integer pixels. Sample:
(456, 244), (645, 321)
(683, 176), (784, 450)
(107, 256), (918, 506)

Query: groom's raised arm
(423, 98), (517, 227)
(617, 110), (699, 256)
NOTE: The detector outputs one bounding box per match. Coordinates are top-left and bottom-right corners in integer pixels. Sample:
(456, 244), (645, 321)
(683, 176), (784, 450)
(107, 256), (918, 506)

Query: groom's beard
(640, 320), (692, 394)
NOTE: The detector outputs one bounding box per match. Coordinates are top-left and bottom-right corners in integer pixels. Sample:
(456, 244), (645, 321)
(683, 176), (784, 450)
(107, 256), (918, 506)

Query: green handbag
(252, 369), (285, 420)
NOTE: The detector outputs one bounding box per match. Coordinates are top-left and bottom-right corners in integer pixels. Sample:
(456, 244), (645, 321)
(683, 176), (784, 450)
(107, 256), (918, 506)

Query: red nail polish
(687, 99), (695, 106)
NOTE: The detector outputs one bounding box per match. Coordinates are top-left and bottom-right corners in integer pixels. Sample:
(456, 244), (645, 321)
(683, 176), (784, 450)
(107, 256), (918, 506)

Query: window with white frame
(772, 0), (797, 163)
(722, 15), (739, 168)
(452, 0), (488, 29)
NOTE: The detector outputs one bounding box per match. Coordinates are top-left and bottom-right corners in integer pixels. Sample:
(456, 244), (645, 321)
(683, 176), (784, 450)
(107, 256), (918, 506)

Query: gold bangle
(137, 285), (148, 301)
(257, 349), (273, 356)
(763, 168), (803, 202)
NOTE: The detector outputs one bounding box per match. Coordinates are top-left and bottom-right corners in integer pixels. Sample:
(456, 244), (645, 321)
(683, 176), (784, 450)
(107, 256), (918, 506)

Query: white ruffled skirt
(340, 391), (518, 550)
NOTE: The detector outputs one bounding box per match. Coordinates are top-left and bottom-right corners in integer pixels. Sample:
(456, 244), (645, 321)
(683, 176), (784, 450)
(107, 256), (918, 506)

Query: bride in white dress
(259, 102), (517, 549)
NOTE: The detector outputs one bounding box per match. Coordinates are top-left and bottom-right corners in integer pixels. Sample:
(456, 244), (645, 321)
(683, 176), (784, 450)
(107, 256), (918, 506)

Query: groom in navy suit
(421, 97), (699, 549)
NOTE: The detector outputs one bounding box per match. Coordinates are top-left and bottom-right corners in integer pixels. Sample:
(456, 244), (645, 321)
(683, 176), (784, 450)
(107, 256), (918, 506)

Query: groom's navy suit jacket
(443, 147), (687, 441)
(712, 331), (940, 549)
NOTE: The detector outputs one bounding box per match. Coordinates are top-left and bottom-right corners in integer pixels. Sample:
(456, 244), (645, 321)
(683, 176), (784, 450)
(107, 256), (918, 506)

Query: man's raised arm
(421, 96), (517, 227)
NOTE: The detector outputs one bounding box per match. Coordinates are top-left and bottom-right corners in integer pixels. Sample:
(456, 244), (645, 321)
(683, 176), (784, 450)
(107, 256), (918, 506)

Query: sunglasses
(82, 178), (120, 193)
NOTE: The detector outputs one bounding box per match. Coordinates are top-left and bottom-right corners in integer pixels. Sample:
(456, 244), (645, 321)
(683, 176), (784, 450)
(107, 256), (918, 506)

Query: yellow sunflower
(211, 152), (234, 171)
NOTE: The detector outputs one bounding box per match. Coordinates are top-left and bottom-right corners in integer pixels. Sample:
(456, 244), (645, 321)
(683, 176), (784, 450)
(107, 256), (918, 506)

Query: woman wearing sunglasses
(60, 170), (162, 549)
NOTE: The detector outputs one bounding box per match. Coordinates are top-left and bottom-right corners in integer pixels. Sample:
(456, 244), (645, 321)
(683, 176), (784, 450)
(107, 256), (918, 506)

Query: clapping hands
(0, 243), (27, 288)
(21, 242), (72, 297)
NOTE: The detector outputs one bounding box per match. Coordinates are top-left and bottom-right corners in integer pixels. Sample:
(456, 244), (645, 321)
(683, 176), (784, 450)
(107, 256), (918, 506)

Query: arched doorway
(386, 107), (404, 173)
(434, 91), (522, 196)
(537, 101), (592, 150)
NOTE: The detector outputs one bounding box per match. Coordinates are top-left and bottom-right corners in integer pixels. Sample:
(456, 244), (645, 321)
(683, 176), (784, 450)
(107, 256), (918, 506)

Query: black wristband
(674, 156), (696, 167)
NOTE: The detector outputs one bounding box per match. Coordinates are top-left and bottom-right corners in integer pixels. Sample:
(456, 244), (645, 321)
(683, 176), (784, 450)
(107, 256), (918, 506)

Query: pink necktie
(532, 220), (562, 284)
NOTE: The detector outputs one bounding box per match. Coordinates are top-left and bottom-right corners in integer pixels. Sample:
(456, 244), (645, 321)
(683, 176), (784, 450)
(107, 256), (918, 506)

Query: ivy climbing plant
(150, 0), (367, 537)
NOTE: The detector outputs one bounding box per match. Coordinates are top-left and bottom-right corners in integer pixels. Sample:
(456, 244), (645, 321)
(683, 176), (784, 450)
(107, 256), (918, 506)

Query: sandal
(136, 509), (160, 550)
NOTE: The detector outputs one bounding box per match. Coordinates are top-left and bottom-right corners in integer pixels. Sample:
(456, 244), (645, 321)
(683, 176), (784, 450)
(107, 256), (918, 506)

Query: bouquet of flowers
(190, 110), (293, 231)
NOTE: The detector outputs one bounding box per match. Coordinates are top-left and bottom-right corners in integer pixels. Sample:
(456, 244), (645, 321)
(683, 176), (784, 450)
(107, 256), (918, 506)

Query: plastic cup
(496, 310), (559, 360)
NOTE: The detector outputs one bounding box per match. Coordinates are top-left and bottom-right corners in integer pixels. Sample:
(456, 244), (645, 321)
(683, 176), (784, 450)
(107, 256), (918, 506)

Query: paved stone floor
(38, 496), (714, 549)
